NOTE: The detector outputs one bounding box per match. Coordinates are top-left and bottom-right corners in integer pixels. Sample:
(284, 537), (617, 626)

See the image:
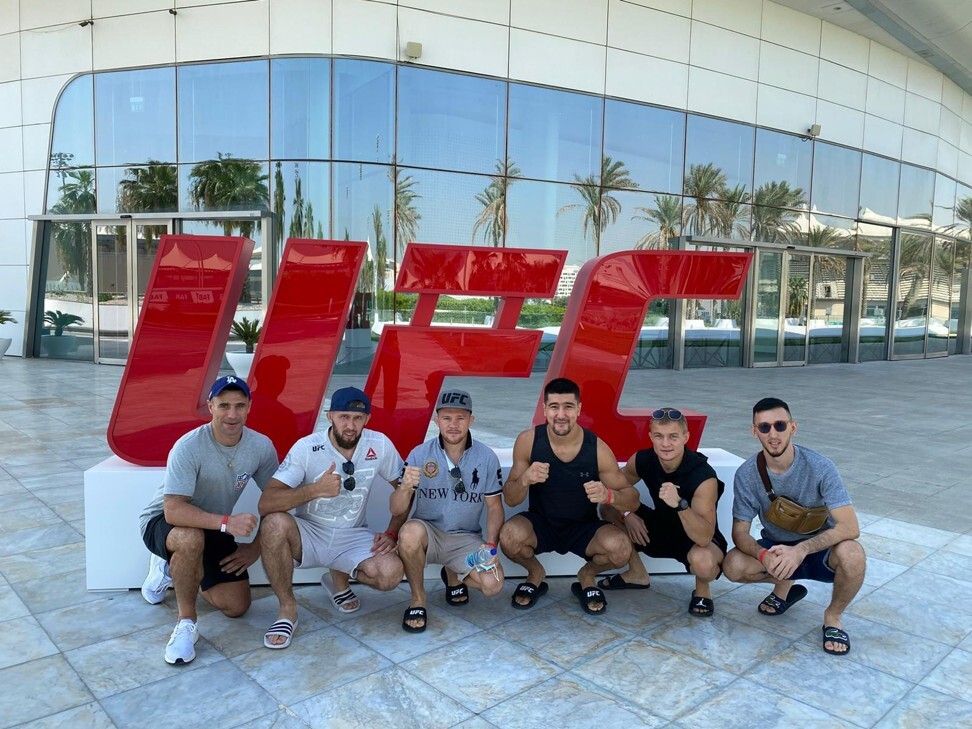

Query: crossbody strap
(756, 452), (777, 501)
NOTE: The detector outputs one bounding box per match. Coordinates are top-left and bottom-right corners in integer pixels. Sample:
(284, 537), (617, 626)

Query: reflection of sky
(754, 128), (811, 199)
(96, 68), (176, 166)
(685, 115), (754, 193)
(333, 162), (393, 253)
(404, 168), (491, 246)
(51, 76), (94, 168)
(274, 161), (329, 237)
(811, 142), (860, 218)
(860, 154), (899, 220)
(599, 190), (676, 255)
(604, 99), (683, 194)
(506, 179), (594, 265)
(897, 164), (934, 225)
(271, 58), (329, 160)
(334, 60), (394, 164)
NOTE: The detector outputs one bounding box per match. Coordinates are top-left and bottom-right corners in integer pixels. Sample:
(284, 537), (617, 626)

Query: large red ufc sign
(108, 236), (752, 466)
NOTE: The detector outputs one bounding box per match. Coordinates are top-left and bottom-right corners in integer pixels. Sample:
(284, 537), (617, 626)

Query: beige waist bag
(757, 453), (830, 535)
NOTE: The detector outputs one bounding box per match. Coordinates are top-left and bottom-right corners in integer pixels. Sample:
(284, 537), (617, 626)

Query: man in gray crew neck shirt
(723, 397), (866, 656)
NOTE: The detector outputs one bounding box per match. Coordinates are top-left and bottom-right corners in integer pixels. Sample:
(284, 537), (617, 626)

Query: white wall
(3, 0), (972, 357)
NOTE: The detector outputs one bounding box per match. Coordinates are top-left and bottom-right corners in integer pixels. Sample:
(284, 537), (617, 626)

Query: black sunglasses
(449, 466), (466, 495)
(755, 421), (790, 434)
(651, 408), (683, 421)
(342, 460), (356, 490)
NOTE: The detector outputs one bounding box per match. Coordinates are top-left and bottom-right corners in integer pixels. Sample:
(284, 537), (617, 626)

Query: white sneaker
(141, 553), (172, 605)
(164, 619), (199, 665)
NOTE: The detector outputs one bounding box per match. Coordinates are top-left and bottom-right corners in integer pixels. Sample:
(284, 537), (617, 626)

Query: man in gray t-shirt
(138, 375), (279, 666)
(393, 389), (506, 633)
(723, 397), (866, 656)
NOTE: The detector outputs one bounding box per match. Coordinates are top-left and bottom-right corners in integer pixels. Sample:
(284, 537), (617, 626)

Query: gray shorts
(411, 519), (484, 580)
(294, 516), (375, 576)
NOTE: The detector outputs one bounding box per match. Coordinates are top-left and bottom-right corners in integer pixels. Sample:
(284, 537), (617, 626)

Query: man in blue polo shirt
(394, 389), (505, 633)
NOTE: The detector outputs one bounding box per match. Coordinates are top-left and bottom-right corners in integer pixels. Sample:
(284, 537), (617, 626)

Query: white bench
(84, 447), (742, 590)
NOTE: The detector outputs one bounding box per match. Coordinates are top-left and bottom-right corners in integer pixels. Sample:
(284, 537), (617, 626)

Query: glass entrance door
(753, 250), (783, 365)
(891, 231), (948, 359)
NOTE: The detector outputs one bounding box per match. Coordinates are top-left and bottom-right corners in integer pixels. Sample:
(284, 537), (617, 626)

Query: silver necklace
(209, 427), (242, 471)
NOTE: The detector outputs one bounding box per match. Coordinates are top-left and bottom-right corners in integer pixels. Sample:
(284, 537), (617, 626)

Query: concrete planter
(0, 337), (11, 359)
(226, 351), (254, 379)
(41, 335), (78, 357)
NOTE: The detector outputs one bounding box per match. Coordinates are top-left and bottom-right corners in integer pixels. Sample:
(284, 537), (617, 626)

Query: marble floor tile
(595, 588), (685, 633)
(0, 654), (93, 729)
(862, 518), (960, 549)
(675, 679), (857, 729)
(918, 647), (972, 702)
(0, 522), (83, 556)
(482, 673), (666, 728)
(861, 556), (911, 587)
(0, 491), (49, 514)
(64, 623), (224, 699)
(497, 599), (631, 668)
(101, 660), (277, 729)
(0, 503), (62, 534)
(16, 701), (117, 728)
(0, 542), (86, 583)
(232, 711), (312, 729)
(571, 638), (736, 720)
(25, 482), (86, 506)
(36, 592), (178, 651)
(69, 518), (85, 536)
(291, 666), (471, 728)
(339, 599), (482, 663)
(233, 625), (391, 705)
(857, 533), (936, 566)
(713, 583), (823, 641)
(943, 533), (972, 557)
(450, 719), (499, 729)
(646, 573), (741, 602)
(876, 685), (972, 728)
(0, 615), (60, 669)
(5, 461), (82, 481)
(0, 582), (30, 621)
(198, 594), (329, 658)
(913, 548), (972, 579)
(745, 643), (912, 726)
(849, 586), (972, 646)
(293, 580), (410, 623)
(416, 578), (520, 630)
(10, 569), (113, 614)
(880, 568), (972, 605)
(646, 613), (793, 675)
(49, 499), (84, 522)
(402, 631), (560, 713)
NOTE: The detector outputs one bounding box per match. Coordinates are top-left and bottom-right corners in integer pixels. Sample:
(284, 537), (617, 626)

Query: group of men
(138, 375), (866, 665)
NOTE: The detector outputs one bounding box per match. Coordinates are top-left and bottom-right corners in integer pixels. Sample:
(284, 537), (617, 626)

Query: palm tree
(752, 181), (806, 243)
(682, 163), (728, 236)
(559, 156), (636, 254)
(49, 169), (97, 294)
(472, 159), (520, 247)
(633, 194), (681, 249)
(188, 153), (269, 238)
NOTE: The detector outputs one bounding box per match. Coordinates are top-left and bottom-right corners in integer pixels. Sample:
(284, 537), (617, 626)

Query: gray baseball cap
(436, 389), (472, 412)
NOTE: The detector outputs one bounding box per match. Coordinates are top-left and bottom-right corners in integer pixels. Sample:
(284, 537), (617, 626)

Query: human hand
(658, 481), (680, 509)
(312, 463), (342, 498)
(226, 513), (258, 538)
(522, 462), (549, 486)
(219, 541), (259, 575)
(402, 465), (422, 490)
(623, 512), (649, 546)
(584, 480), (611, 504)
(372, 530), (398, 555)
(764, 544), (803, 580)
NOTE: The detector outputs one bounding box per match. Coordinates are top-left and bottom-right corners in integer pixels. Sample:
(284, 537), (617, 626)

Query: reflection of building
(556, 265), (580, 299)
(1, 1), (970, 367)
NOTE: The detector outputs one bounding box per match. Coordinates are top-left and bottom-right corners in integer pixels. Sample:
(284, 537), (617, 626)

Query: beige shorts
(411, 519), (484, 580)
(294, 516), (375, 576)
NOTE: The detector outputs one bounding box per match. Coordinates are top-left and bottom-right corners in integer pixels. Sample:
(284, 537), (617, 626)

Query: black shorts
(633, 504), (728, 572)
(522, 512), (611, 559)
(142, 512), (248, 591)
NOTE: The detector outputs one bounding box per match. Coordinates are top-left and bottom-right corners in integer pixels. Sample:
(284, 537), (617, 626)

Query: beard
(333, 428), (362, 450)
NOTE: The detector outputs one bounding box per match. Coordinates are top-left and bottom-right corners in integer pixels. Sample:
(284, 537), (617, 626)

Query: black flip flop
(758, 584), (808, 616)
(688, 589), (714, 617)
(571, 582), (607, 615)
(440, 566), (469, 606)
(598, 573), (651, 591)
(402, 606), (427, 633)
(511, 581), (548, 610)
(822, 625), (851, 655)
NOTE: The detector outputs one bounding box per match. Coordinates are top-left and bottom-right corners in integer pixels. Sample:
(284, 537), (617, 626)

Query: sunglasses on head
(342, 460), (356, 490)
(651, 408), (683, 421)
(755, 421), (790, 434)
(449, 465), (466, 495)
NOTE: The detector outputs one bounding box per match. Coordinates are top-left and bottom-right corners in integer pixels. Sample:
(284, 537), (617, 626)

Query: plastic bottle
(465, 547), (497, 571)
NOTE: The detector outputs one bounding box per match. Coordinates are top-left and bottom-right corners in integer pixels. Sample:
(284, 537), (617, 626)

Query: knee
(721, 549), (747, 582)
(260, 512), (293, 546)
(168, 527), (204, 555)
(221, 598), (250, 619)
(373, 556), (404, 590)
(398, 521), (426, 554)
(499, 520), (527, 553)
(688, 548), (721, 581)
(605, 529), (631, 563)
(831, 540), (866, 572)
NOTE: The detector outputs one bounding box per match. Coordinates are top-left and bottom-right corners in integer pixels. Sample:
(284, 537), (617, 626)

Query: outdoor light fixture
(404, 41), (423, 61)
(808, 123), (822, 137)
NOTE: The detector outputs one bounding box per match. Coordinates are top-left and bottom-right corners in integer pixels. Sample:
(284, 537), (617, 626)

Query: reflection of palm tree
(633, 194), (681, 249)
(717, 183), (751, 239)
(117, 163), (177, 213)
(682, 163), (727, 235)
(752, 181), (806, 242)
(950, 195), (972, 240)
(272, 161), (285, 251)
(188, 153), (269, 238)
(787, 275), (808, 318)
(897, 232), (934, 318)
(372, 205), (387, 292)
(559, 156), (636, 253)
(472, 159), (519, 247)
(49, 169), (96, 294)
(392, 168), (421, 250)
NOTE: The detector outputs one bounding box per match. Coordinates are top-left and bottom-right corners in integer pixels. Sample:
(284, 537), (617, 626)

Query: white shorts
(294, 516), (375, 576)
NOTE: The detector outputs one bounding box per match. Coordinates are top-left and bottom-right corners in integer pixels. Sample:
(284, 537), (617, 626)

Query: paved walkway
(0, 356), (970, 727)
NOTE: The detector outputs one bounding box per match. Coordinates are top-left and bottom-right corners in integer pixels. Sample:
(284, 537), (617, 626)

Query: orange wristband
(758, 548), (767, 564)
(606, 489), (614, 505)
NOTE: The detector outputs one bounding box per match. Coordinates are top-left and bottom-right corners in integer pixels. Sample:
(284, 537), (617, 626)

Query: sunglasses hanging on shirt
(342, 460), (356, 491)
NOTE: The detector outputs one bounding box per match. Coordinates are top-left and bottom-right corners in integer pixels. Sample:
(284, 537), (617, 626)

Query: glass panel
(179, 161), (270, 214)
(857, 222), (892, 361)
(178, 61), (269, 162)
(98, 164), (178, 214)
(333, 59), (394, 164)
(859, 153), (899, 222)
(955, 184), (972, 240)
(397, 168), (491, 246)
(95, 67), (176, 166)
(508, 83), (602, 183)
(933, 174), (956, 233)
(684, 115), (754, 199)
(897, 164), (934, 229)
(603, 100), (684, 194)
(753, 128), (811, 208)
(39, 221), (93, 361)
(95, 224), (129, 361)
(804, 213), (856, 250)
(600, 191), (680, 254)
(270, 161), (329, 241)
(271, 58), (329, 160)
(783, 254), (810, 363)
(754, 250), (782, 364)
(507, 179), (594, 265)
(927, 237), (952, 355)
(134, 223), (166, 315)
(950, 240), (970, 353)
(47, 168), (96, 215)
(893, 231), (933, 357)
(810, 142), (860, 218)
(181, 219), (264, 311)
(50, 75), (94, 170)
(398, 67), (505, 174)
(808, 254), (848, 364)
(683, 242), (745, 368)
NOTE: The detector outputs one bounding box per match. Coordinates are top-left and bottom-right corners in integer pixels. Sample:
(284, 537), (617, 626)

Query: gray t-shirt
(405, 435), (503, 535)
(138, 424), (279, 537)
(733, 444), (852, 543)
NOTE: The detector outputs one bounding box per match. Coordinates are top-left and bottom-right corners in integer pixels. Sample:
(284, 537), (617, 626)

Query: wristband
(606, 489), (614, 505)
(758, 548), (767, 564)
(621, 510), (631, 521)
(385, 530), (398, 542)
(220, 515), (229, 533)
(484, 542), (496, 550)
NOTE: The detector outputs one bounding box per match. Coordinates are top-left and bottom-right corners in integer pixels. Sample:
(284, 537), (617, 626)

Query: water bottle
(465, 547), (497, 571)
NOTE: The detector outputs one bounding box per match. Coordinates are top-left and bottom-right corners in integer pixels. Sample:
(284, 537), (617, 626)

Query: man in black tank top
(499, 378), (640, 615)
(598, 408), (727, 617)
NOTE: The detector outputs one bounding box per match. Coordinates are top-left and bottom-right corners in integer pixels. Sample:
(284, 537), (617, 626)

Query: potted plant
(226, 316), (261, 378)
(41, 310), (83, 357)
(0, 310), (17, 359)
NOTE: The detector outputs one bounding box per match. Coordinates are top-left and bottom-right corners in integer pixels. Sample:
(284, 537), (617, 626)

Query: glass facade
(38, 56), (972, 369)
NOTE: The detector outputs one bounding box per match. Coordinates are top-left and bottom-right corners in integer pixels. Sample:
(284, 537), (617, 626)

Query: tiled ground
(1, 356), (971, 728)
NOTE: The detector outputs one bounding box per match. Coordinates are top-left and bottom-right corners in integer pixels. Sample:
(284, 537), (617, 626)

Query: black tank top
(528, 424), (599, 528)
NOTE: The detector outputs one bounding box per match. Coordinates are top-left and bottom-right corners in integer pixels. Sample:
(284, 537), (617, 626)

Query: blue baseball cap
(209, 375), (251, 400)
(329, 386), (371, 414)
